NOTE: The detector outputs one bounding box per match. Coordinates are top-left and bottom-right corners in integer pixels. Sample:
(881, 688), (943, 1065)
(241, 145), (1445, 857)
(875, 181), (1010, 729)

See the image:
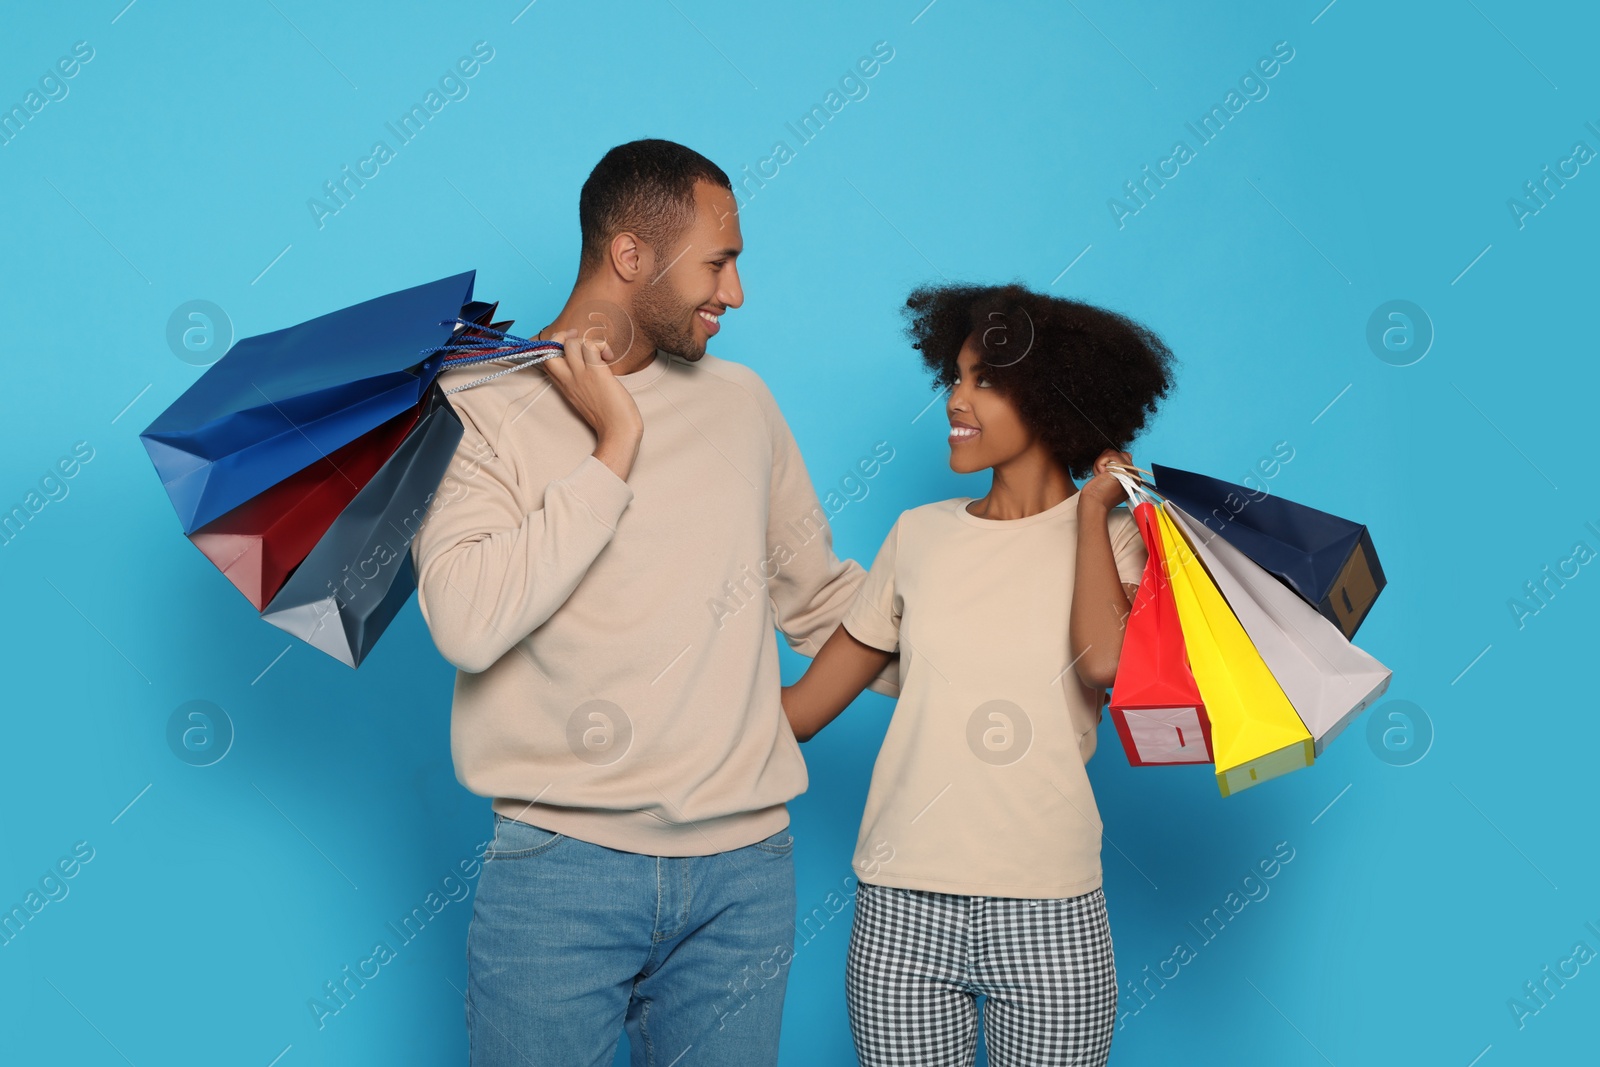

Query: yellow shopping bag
(1151, 498), (1313, 796)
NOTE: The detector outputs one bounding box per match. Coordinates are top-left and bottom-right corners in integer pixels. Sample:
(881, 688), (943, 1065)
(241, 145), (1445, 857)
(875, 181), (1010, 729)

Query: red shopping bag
(187, 400), (424, 609)
(1108, 472), (1213, 765)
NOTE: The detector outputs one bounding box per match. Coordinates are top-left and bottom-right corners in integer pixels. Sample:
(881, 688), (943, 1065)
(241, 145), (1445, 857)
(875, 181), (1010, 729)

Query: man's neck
(537, 288), (658, 376)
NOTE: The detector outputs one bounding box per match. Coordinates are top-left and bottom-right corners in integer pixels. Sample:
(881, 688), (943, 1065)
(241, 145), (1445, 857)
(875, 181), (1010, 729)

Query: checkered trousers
(845, 881), (1117, 1067)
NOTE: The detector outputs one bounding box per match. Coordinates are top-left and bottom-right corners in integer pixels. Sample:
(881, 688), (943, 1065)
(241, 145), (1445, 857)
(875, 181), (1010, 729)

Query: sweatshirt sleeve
(410, 399), (634, 674)
(755, 376), (900, 698)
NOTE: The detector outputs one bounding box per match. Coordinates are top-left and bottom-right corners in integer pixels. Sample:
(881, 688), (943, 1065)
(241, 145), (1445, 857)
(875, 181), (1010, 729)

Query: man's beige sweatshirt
(410, 350), (899, 856)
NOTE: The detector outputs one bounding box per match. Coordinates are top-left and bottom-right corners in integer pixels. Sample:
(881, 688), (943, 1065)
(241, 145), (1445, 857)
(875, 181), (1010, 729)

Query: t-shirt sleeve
(840, 517), (902, 654)
(1109, 505), (1148, 590)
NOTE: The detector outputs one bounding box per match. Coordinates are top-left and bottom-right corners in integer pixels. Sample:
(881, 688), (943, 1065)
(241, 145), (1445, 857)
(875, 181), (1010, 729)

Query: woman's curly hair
(902, 282), (1177, 481)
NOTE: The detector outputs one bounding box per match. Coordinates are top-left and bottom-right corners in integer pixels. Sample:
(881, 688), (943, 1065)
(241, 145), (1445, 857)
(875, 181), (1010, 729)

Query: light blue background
(2, 1), (1596, 1064)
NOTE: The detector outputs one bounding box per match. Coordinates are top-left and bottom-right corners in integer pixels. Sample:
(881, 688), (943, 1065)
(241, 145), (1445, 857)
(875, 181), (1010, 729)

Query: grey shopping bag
(1164, 501), (1392, 757)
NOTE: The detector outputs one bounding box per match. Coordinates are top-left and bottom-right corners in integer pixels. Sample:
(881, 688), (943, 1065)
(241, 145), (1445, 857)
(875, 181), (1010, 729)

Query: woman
(782, 282), (1176, 1066)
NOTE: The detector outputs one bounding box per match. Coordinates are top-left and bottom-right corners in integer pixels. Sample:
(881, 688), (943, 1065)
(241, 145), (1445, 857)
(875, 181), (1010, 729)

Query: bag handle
(1106, 461), (1156, 484)
(425, 317), (566, 395)
(1109, 464), (1210, 571)
(1109, 469), (1150, 513)
(1106, 462), (1162, 510)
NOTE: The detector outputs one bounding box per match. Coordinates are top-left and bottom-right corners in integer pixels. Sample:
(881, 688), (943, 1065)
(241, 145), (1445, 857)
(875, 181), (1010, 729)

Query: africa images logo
(306, 42), (495, 229)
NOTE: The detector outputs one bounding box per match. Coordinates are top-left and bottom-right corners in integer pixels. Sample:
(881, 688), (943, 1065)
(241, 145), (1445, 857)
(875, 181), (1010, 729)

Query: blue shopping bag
(1150, 463), (1386, 640)
(142, 278), (559, 666)
(142, 271), (484, 534)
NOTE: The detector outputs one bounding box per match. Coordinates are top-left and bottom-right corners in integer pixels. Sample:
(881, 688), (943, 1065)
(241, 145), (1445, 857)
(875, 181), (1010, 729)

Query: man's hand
(541, 328), (644, 481)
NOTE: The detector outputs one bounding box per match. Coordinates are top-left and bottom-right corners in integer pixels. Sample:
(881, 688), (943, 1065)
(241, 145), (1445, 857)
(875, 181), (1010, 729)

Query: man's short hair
(578, 139), (733, 275)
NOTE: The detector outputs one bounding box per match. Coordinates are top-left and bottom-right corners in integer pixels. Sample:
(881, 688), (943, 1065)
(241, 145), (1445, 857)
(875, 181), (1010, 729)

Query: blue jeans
(466, 812), (797, 1067)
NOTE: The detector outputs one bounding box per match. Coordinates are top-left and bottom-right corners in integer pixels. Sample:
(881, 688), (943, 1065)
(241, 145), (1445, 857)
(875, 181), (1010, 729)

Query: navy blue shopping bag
(257, 381), (464, 669)
(142, 271), (485, 534)
(1150, 463), (1386, 640)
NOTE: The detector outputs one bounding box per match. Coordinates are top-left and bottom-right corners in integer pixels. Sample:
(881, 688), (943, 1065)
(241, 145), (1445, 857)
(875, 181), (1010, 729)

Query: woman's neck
(966, 450), (1077, 520)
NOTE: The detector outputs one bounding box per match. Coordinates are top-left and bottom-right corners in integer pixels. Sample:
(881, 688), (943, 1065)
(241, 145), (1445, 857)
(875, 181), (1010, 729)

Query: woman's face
(946, 335), (1035, 474)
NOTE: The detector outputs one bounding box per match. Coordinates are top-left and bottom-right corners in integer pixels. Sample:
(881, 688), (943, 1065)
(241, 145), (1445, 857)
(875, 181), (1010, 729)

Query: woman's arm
(782, 624), (895, 742)
(1069, 452), (1141, 690)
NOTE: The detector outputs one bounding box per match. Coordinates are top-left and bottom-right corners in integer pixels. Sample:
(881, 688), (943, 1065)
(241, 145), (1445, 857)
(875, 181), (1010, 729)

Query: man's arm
(411, 333), (642, 674)
(752, 375), (899, 697)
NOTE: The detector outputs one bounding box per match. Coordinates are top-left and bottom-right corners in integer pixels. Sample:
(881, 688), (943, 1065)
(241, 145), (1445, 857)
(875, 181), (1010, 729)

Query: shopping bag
(1141, 483), (1314, 796)
(143, 278), (563, 667)
(187, 401), (423, 610)
(1107, 471), (1212, 765)
(1164, 501), (1392, 757)
(1150, 463), (1386, 640)
(142, 271), (543, 534)
(258, 381), (463, 668)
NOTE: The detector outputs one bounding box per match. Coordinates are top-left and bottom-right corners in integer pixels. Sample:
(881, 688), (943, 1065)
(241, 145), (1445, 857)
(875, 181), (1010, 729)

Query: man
(410, 139), (898, 1066)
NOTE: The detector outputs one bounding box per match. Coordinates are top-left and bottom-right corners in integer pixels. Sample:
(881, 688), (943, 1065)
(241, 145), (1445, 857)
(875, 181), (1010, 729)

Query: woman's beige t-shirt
(840, 493), (1148, 899)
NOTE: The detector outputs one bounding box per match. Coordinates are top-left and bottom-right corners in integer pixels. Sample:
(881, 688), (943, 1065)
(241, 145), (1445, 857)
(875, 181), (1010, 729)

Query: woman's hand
(1079, 448), (1136, 513)
(780, 685), (799, 734)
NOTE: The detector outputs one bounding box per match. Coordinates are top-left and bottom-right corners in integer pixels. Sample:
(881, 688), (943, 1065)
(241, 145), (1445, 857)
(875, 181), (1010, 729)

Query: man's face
(630, 180), (744, 361)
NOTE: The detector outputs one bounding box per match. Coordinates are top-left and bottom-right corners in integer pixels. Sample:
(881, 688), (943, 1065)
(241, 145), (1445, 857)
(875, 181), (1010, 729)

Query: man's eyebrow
(706, 246), (742, 259)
